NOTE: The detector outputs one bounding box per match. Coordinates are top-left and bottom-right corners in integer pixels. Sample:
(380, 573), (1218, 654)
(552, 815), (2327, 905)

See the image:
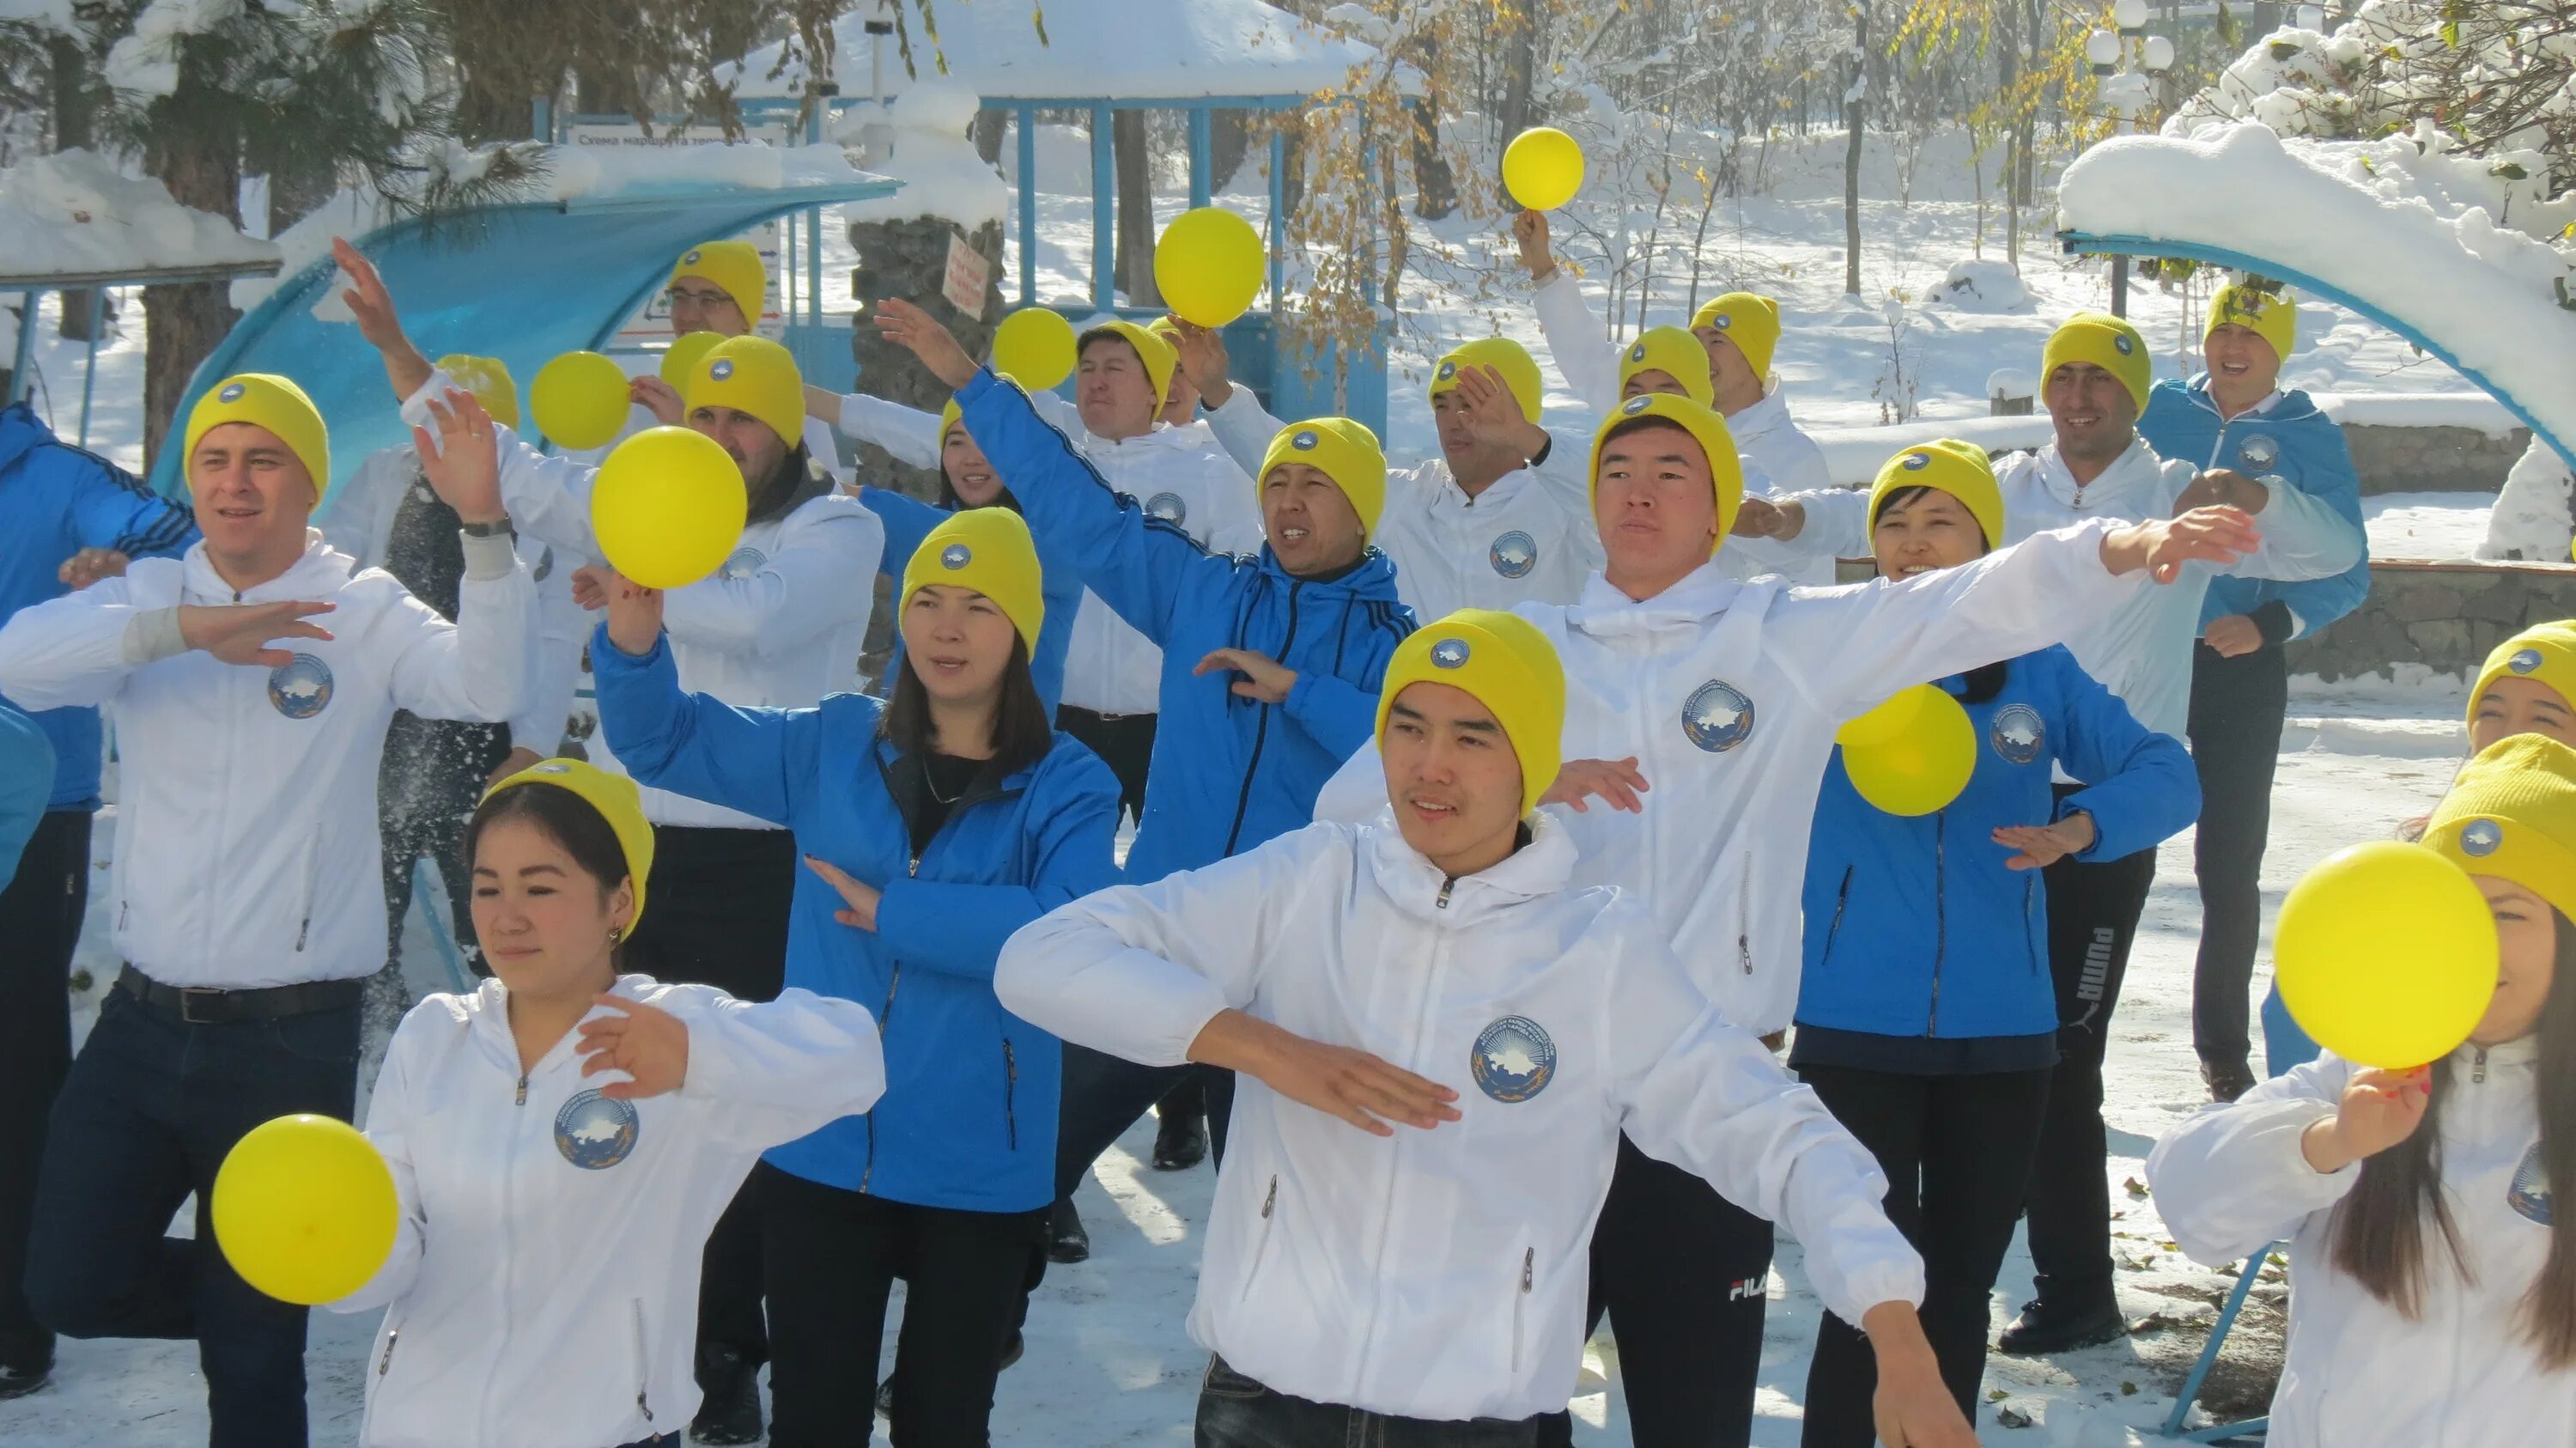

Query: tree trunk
(266, 161), (338, 237)
(1113, 108), (1160, 307)
(50, 34), (101, 343)
(1843, 4), (1869, 298)
(1496, 2), (1538, 168)
(974, 107), (1008, 166)
(2015, 0), (2042, 206)
(1408, 98), (1456, 220)
(1210, 108), (1250, 192)
(141, 118), (243, 472)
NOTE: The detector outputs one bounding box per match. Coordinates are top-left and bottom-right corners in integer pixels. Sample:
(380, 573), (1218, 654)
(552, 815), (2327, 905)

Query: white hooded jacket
(1318, 521), (2148, 1036)
(835, 388), (1264, 715)
(2147, 1037), (2570, 1448)
(404, 372), (887, 830)
(335, 976), (885, 1448)
(0, 532), (535, 987)
(996, 813), (1923, 1422)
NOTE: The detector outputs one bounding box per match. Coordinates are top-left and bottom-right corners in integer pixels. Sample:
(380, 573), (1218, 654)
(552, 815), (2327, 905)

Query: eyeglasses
(665, 285), (735, 309)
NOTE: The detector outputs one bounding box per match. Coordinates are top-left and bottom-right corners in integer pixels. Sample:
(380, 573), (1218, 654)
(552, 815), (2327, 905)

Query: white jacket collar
(1362, 811), (1578, 925)
(465, 973), (653, 1073)
(1725, 386), (1792, 441)
(182, 528), (356, 602)
(2034, 435), (2169, 512)
(1566, 557), (1740, 636)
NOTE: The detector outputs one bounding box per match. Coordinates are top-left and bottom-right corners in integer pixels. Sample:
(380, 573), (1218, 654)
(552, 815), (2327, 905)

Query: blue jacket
(592, 625), (1122, 1212)
(1794, 646), (2199, 1061)
(860, 486), (1083, 715)
(0, 405), (197, 809)
(957, 369), (1415, 883)
(2138, 378), (2369, 641)
(0, 704), (53, 894)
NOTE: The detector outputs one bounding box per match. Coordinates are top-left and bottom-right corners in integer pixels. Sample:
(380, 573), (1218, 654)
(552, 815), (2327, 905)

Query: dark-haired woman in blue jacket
(1790, 441), (2200, 1447)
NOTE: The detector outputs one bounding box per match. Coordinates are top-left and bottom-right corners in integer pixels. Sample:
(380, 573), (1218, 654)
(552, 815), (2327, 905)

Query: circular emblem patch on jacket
(721, 546), (767, 580)
(2238, 434), (2281, 472)
(1145, 491), (1188, 526)
(555, 1088), (640, 1170)
(1490, 530), (1538, 579)
(1990, 703), (2046, 765)
(2510, 1141), (2553, 1226)
(1471, 1016), (1556, 1104)
(267, 654), (334, 720)
(1680, 679), (1755, 753)
(2461, 818), (2504, 856)
(2511, 648), (2545, 675)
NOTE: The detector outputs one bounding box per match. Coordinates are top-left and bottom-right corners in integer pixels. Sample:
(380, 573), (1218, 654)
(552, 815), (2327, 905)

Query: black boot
(690, 1342), (763, 1445)
(2202, 1058), (2257, 1104)
(0, 1360), (50, 1402)
(1996, 1293), (2128, 1355)
(1048, 1196), (1091, 1264)
(1152, 1092), (1210, 1172)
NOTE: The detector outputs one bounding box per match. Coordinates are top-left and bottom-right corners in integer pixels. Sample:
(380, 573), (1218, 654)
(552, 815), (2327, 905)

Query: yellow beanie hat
(2042, 312), (2153, 415)
(481, 757), (656, 930)
(1258, 417), (1388, 538)
(901, 507), (1046, 654)
(2470, 621), (2576, 731)
(1078, 320), (1179, 405)
(1869, 440), (2005, 551)
(670, 240), (766, 329)
(1376, 608), (1567, 818)
(2207, 283), (2296, 365)
(938, 372), (1020, 449)
(1689, 292), (1782, 381)
(1589, 392), (1745, 552)
(1618, 326), (1716, 408)
(687, 335), (805, 449)
(1430, 337), (1545, 422)
(185, 374), (330, 502)
(659, 331), (724, 388)
(2423, 733), (2576, 924)
(434, 354), (520, 431)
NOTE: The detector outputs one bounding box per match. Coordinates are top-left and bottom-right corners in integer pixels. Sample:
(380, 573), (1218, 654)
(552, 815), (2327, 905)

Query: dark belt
(116, 964), (365, 1025)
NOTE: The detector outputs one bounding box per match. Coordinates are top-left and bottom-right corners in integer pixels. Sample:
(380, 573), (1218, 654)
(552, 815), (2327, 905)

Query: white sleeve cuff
(121, 607), (187, 666)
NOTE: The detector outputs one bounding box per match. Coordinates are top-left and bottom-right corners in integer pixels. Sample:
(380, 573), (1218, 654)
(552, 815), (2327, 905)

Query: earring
(607, 925), (625, 948)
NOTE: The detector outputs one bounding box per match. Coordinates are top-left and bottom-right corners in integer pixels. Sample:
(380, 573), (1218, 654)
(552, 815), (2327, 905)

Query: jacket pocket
(2022, 876), (2042, 974)
(1735, 859), (1754, 976)
(1509, 1243), (1534, 1373)
(630, 1298), (654, 1426)
(1820, 867), (1853, 966)
(1237, 1175), (1279, 1304)
(1001, 1037), (1019, 1152)
(290, 827), (323, 953)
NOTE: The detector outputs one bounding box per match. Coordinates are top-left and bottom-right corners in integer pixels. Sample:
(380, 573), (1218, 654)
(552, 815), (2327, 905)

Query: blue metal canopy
(150, 177), (899, 498)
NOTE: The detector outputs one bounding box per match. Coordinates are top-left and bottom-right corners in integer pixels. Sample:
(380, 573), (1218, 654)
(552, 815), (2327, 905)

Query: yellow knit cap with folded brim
(1430, 337), (1545, 422)
(1257, 418), (1387, 538)
(1376, 608), (1566, 818)
(1869, 440), (2005, 552)
(1688, 292), (1782, 382)
(2042, 312), (2153, 416)
(901, 507), (1045, 654)
(2470, 620), (2576, 732)
(2207, 283), (2296, 365)
(1618, 326), (1715, 408)
(481, 757), (656, 931)
(2423, 733), (2576, 926)
(1588, 393), (1745, 554)
(671, 240), (766, 329)
(938, 373), (1020, 449)
(185, 374), (330, 502)
(434, 354), (520, 431)
(686, 335), (805, 450)
(1078, 320), (1179, 405)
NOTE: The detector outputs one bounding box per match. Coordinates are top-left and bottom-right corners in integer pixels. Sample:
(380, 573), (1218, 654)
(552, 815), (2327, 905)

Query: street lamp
(2094, 10), (2173, 318)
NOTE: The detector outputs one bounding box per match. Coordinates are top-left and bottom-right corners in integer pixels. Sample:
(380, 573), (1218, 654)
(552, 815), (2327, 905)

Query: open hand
(1169, 318), (1234, 409)
(413, 388), (507, 526)
(1731, 496), (1807, 541)
(58, 548), (131, 588)
(1864, 1304), (1980, 1447)
(331, 236), (405, 353)
(575, 995), (690, 1099)
(1188, 1008), (1461, 1137)
(1513, 209), (1556, 280)
(873, 298), (980, 391)
(2101, 505), (2261, 583)
(1541, 757), (1649, 814)
(802, 854), (884, 933)
(1453, 363), (1549, 459)
(1195, 648), (1297, 704)
(629, 375), (684, 427)
(178, 599), (336, 667)
(2303, 1065), (2433, 1172)
(1993, 810), (2095, 871)
(2176, 466), (2271, 516)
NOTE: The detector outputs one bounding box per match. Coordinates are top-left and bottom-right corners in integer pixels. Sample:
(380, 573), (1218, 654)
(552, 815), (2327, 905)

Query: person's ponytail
(2518, 925), (2576, 1369)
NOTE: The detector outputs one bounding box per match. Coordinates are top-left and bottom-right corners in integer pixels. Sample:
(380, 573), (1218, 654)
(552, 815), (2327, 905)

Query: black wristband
(1527, 434), (1553, 468)
(2249, 599), (2295, 647)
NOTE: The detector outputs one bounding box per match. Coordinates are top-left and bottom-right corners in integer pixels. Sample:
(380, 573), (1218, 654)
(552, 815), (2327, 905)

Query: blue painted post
(1267, 131), (1286, 309)
(76, 286), (106, 446)
(805, 94), (827, 327)
(1188, 108), (1213, 210)
(7, 289), (36, 406)
(1018, 105), (1038, 307)
(531, 96), (552, 142)
(1091, 104), (1115, 312)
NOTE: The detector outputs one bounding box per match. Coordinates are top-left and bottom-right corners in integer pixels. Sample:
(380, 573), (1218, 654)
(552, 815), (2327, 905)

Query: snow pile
(98, 0), (237, 98)
(2058, 122), (2576, 471)
(1928, 259), (2032, 313)
(2314, 392), (2519, 436)
(2481, 439), (2574, 562)
(544, 141), (861, 203)
(0, 149), (278, 281)
(839, 81), (1009, 230)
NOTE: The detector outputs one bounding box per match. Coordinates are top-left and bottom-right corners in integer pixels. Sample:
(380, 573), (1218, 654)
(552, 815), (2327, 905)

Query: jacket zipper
(1221, 580), (1304, 857)
(514, 1074), (526, 1106)
(1736, 860), (1753, 976)
(1437, 876), (1456, 910)
(2474, 1045), (2489, 1084)
(859, 852), (921, 1196)
(1002, 1037), (1019, 1150)
(376, 1324), (400, 1378)
(2022, 876), (2041, 973)
(1928, 813), (1949, 1033)
(1820, 867), (1852, 963)
(631, 1299), (654, 1424)
(292, 829), (320, 952)
(1238, 1175), (1279, 1302)
(1510, 1246), (1534, 1372)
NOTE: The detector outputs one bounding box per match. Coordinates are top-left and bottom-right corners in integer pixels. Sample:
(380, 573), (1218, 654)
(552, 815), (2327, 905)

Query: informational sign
(568, 120), (792, 350)
(942, 229), (991, 319)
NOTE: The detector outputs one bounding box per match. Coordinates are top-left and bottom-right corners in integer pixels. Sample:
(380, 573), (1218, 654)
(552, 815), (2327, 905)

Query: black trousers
(2021, 836), (2159, 1307)
(1197, 1354), (1571, 1447)
(0, 809), (89, 1372)
(1538, 1135), (1773, 1448)
(757, 1164), (1047, 1448)
(2187, 643), (2288, 1072)
(1054, 706), (1156, 825)
(620, 825), (795, 1382)
(377, 710), (511, 980)
(1795, 1064), (2053, 1445)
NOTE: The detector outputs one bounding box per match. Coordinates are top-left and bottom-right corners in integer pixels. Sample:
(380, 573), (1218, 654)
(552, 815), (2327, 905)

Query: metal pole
(1091, 103), (1114, 313)
(8, 289), (37, 407)
(1188, 108), (1213, 210)
(808, 84), (835, 328)
(77, 285), (106, 445)
(1018, 106), (1039, 307)
(1267, 130), (1286, 310)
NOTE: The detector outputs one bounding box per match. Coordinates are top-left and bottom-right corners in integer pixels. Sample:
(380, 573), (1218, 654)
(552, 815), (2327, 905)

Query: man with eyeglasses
(638, 241), (849, 486)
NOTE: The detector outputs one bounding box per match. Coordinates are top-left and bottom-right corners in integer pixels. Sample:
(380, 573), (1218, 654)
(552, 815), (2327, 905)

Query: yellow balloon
(590, 426), (749, 590)
(659, 331), (724, 388)
(2275, 840), (2500, 1068)
(1504, 127), (1586, 211)
(1836, 684), (1932, 751)
(1839, 685), (1975, 816)
(531, 350), (634, 451)
(210, 1114), (397, 1306)
(1153, 208), (1266, 328)
(991, 308), (1078, 391)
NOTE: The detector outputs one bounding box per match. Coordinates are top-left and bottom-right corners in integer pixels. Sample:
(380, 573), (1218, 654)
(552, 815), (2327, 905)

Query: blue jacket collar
(2179, 374), (2322, 423)
(0, 403), (51, 476)
(1252, 543), (1403, 601)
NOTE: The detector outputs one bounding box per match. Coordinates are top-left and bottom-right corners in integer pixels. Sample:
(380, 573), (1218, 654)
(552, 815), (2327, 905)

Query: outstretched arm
(586, 575), (823, 830)
(1518, 211), (1623, 415)
(334, 236), (435, 404)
